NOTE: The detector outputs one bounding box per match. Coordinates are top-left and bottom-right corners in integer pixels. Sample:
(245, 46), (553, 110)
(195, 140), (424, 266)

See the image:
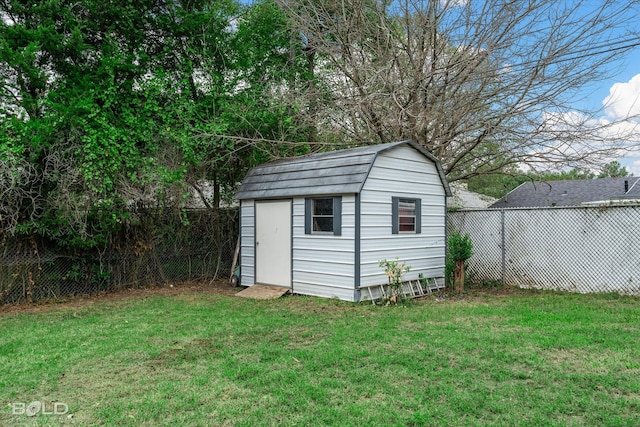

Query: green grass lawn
(1, 286), (639, 426)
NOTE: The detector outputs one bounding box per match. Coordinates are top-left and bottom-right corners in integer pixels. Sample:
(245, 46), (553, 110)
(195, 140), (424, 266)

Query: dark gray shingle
(235, 140), (451, 200)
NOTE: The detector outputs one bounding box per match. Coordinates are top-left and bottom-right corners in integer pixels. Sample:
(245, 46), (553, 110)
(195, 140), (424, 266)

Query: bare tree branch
(279, 0), (640, 180)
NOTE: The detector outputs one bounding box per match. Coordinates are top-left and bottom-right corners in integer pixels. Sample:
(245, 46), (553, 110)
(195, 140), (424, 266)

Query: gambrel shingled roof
(489, 177), (640, 208)
(235, 140), (451, 200)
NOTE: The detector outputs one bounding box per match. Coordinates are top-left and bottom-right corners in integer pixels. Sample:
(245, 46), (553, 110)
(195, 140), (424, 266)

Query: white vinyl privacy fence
(448, 205), (640, 295)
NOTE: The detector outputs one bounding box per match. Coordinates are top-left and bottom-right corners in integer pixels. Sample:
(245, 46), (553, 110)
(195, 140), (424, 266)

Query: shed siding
(239, 200), (256, 287)
(360, 145), (447, 288)
(291, 195), (356, 300)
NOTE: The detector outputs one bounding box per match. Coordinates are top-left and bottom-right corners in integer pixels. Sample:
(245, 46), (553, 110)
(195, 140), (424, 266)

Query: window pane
(313, 198), (334, 216)
(312, 198), (334, 233)
(313, 217), (333, 232)
(399, 217), (415, 232)
(398, 199), (416, 232)
(399, 200), (415, 216)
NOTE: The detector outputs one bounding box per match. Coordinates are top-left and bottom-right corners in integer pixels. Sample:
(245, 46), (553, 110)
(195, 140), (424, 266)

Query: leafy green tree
(0, 0), (306, 247)
(0, 0), (206, 244)
(182, 0), (313, 206)
(535, 168), (596, 182)
(447, 231), (473, 293)
(598, 161), (630, 178)
(466, 173), (529, 199)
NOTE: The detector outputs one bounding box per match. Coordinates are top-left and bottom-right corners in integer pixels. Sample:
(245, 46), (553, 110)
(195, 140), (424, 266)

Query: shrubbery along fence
(4, 204), (639, 306)
(0, 209), (238, 305)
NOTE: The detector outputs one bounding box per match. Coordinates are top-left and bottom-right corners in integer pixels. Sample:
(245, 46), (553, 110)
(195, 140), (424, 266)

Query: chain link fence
(0, 209), (238, 305)
(448, 205), (640, 295)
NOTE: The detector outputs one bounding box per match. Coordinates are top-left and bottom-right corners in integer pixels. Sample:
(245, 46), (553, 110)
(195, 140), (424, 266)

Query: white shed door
(255, 200), (292, 287)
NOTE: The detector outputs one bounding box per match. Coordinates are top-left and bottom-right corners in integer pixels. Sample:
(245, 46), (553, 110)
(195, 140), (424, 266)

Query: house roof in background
(448, 182), (497, 209)
(234, 140), (451, 200)
(489, 177), (640, 208)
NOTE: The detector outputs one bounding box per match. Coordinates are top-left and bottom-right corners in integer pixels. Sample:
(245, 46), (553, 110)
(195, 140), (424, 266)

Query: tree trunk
(454, 260), (466, 293)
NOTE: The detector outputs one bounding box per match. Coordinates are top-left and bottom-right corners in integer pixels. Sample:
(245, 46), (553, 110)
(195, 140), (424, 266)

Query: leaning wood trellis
(360, 277), (443, 303)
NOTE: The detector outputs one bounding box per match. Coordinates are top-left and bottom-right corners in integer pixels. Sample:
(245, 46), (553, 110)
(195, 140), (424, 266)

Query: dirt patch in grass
(0, 279), (239, 316)
(416, 284), (540, 304)
(464, 283), (542, 297)
(1, 279), (545, 317)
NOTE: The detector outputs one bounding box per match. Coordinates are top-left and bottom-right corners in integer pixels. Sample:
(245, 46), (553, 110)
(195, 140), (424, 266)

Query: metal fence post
(501, 209), (506, 285)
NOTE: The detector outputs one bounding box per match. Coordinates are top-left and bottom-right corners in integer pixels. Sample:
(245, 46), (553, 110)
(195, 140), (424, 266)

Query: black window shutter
(305, 198), (312, 234)
(415, 198), (422, 234)
(333, 196), (342, 236)
(391, 197), (399, 234)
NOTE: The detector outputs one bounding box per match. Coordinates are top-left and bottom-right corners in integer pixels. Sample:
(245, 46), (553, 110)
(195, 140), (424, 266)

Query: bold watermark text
(11, 401), (69, 417)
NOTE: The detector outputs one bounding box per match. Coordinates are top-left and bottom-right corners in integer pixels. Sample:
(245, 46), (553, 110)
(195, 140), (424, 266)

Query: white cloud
(517, 107), (640, 175)
(1, 10), (15, 25)
(442, 0), (469, 7)
(626, 158), (640, 176)
(517, 74), (640, 173)
(603, 73), (640, 120)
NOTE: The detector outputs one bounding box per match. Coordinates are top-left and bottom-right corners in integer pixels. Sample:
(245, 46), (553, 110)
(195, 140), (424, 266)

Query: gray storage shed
(234, 140), (451, 302)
